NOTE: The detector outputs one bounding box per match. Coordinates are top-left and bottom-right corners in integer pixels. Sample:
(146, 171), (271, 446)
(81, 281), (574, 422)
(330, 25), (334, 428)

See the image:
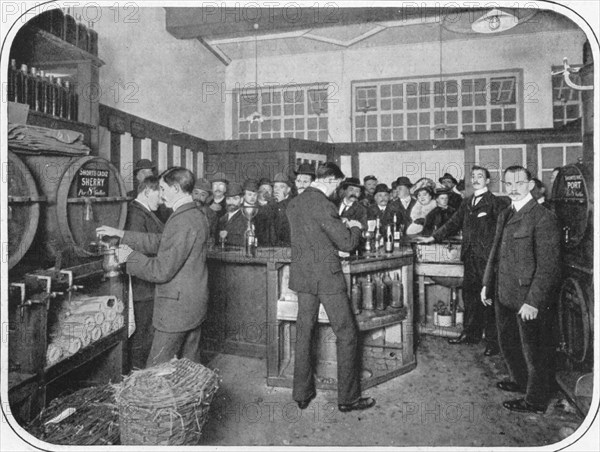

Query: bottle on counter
(76, 15), (89, 52)
(64, 7), (77, 46)
(46, 74), (56, 116)
(63, 81), (73, 120)
(55, 77), (65, 118)
(383, 272), (393, 292)
(8, 59), (18, 102)
(390, 272), (403, 308)
(16, 64), (29, 105)
(385, 224), (394, 253)
(363, 230), (372, 253)
(375, 274), (387, 310)
(87, 21), (99, 56)
(362, 275), (374, 310)
(393, 213), (401, 243)
(37, 70), (47, 113)
(375, 219), (382, 251)
(245, 222), (257, 257)
(68, 81), (79, 121)
(27, 67), (39, 111)
(350, 276), (362, 315)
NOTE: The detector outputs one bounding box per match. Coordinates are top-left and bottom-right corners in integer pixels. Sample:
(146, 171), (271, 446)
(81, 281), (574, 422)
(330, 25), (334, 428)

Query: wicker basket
(113, 358), (220, 445)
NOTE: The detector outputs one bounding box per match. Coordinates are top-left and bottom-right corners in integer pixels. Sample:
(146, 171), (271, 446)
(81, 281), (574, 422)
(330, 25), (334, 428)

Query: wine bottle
(16, 64), (29, 105)
(63, 81), (72, 120)
(88, 21), (99, 56)
(362, 275), (374, 310)
(375, 218), (382, 250)
(27, 67), (39, 111)
(245, 221), (256, 257)
(385, 224), (394, 253)
(37, 70), (47, 113)
(69, 81), (79, 121)
(76, 15), (89, 52)
(350, 276), (362, 315)
(64, 7), (77, 45)
(375, 274), (386, 310)
(46, 74), (56, 116)
(393, 213), (401, 242)
(390, 272), (403, 308)
(8, 59), (18, 102)
(55, 77), (64, 118)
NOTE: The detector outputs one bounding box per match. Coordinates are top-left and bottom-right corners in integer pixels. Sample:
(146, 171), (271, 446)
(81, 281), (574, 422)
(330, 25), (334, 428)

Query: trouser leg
(462, 258), (484, 341)
(495, 302), (528, 390)
(180, 323), (203, 364)
(293, 293), (320, 402)
(483, 301), (498, 346)
(319, 292), (361, 405)
(146, 328), (186, 367)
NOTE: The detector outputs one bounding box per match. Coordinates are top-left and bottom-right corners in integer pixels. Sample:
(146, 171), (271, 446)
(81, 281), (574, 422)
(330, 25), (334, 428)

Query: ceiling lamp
(246, 23), (268, 124)
(472, 9), (519, 34)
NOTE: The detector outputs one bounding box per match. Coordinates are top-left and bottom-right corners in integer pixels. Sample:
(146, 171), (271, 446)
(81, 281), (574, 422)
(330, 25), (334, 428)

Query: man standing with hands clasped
(286, 162), (375, 413)
(481, 166), (560, 414)
(97, 167), (210, 367)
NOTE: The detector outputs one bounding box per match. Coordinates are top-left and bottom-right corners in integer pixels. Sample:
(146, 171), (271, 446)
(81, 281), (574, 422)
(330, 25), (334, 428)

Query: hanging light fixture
(432, 21), (448, 139)
(472, 8), (519, 34)
(246, 23), (267, 123)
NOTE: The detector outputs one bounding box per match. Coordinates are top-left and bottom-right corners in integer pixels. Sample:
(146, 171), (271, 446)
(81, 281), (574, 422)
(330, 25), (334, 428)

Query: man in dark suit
(98, 167), (210, 366)
(215, 182), (247, 247)
(126, 159), (172, 223)
(209, 172), (229, 219)
(482, 165), (560, 414)
(418, 166), (509, 356)
(360, 175), (378, 207)
(287, 162), (376, 413)
(124, 175), (164, 368)
(439, 173), (464, 211)
(367, 183), (401, 233)
(294, 162), (316, 195)
(339, 177), (368, 229)
(391, 177), (416, 233)
(193, 178), (217, 243)
(267, 172), (293, 246)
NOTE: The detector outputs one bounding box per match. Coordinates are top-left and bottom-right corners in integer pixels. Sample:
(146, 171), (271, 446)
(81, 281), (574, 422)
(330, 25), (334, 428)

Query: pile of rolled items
(46, 295), (125, 366)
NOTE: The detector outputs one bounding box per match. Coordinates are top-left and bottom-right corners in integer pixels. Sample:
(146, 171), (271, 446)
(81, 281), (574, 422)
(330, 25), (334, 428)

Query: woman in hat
(406, 186), (436, 235)
(422, 188), (457, 236)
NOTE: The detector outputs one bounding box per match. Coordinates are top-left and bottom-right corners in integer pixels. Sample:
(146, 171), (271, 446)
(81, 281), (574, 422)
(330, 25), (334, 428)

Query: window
(234, 84), (330, 141)
(353, 72), (520, 142)
(552, 67), (582, 127)
(475, 145), (526, 194)
(537, 143), (583, 189)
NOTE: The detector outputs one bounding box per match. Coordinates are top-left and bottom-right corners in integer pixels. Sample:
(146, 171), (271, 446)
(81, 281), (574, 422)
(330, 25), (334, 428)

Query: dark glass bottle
(393, 213), (401, 243)
(87, 21), (98, 56)
(27, 67), (39, 111)
(54, 77), (64, 117)
(46, 74), (56, 116)
(8, 59), (18, 102)
(375, 274), (387, 310)
(64, 7), (77, 46)
(69, 81), (79, 121)
(362, 275), (374, 310)
(76, 15), (89, 52)
(16, 64), (29, 105)
(37, 70), (47, 113)
(49, 8), (65, 39)
(63, 81), (72, 120)
(390, 272), (403, 308)
(350, 276), (362, 315)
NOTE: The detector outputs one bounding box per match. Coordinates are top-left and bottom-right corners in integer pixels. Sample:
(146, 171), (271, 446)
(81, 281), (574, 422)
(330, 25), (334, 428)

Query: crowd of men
(97, 158), (561, 415)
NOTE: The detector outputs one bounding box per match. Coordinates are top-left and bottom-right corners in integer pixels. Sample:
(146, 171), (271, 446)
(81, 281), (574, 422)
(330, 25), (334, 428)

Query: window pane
(502, 147), (523, 167)
(381, 129), (391, 141)
(542, 146), (565, 168)
(479, 148), (500, 167)
(367, 115), (378, 127)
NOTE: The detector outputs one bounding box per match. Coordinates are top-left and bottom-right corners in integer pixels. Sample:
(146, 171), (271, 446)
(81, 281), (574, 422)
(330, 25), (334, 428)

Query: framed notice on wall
(77, 168), (109, 197)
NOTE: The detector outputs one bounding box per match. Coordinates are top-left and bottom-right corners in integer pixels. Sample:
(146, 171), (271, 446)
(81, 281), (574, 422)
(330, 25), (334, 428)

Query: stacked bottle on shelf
(350, 271), (404, 314)
(27, 7), (98, 56)
(8, 59), (79, 121)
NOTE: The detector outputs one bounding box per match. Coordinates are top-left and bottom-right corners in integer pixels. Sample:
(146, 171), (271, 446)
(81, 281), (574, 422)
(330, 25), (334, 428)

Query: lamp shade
(472, 9), (519, 34)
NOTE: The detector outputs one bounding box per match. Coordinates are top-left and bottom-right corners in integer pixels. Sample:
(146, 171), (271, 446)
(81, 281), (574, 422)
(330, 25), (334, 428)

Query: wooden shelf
(28, 27), (104, 66)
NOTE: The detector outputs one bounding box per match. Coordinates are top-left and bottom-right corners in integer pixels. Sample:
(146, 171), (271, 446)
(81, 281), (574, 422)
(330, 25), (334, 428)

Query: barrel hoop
(8, 196), (48, 203)
(66, 196), (133, 204)
(8, 151), (41, 270)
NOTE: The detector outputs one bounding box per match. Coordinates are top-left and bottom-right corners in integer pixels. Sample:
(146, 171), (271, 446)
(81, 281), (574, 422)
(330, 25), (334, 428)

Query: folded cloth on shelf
(8, 122), (90, 155)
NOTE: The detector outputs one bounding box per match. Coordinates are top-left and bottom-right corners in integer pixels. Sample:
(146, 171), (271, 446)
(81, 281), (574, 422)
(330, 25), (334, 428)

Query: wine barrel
(7, 151), (43, 269)
(9, 152), (129, 268)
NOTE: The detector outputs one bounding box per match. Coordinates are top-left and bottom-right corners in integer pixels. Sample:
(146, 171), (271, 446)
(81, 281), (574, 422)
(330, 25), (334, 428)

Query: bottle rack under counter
(269, 246), (416, 391)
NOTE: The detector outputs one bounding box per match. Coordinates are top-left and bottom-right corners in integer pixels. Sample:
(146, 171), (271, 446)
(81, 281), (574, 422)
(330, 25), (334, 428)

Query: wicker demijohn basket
(113, 358), (220, 445)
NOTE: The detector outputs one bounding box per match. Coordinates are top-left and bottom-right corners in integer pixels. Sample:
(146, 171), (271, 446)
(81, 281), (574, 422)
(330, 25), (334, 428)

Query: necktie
(506, 205), (516, 222)
(472, 194), (483, 207)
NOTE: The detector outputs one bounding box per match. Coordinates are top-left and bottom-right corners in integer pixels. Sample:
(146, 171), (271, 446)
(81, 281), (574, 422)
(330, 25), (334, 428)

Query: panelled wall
(98, 105), (207, 192)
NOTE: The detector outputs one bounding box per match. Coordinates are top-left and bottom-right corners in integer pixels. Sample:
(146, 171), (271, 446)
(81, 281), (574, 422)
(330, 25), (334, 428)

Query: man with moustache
(127, 159), (171, 223)
(97, 167), (210, 366)
(209, 172), (229, 218)
(215, 182), (247, 247)
(266, 173), (293, 246)
(294, 162), (316, 195)
(287, 162), (375, 413)
(192, 178), (217, 242)
(367, 183), (401, 233)
(391, 177), (416, 234)
(360, 175), (378, 207)
(257, 177), (274, 207)
(439, 173), (464, 210)
(418, 166), (509, 356)
(124, 175), (164, 368)
(339, 177), (368, 229)
(481, 166), (560, 414)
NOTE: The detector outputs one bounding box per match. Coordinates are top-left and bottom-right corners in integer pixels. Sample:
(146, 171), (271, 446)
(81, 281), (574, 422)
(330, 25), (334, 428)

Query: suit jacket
(197, 203), (218, 242)
(127, 189), (171, 222)
(339, 201), (368, 229)
(483, 198), (561, 311)
(390, 197), (417, 233)
(216, 209), (247, 247)
(422, 205), (456, 236)
(268, 197), (292, 247)
(210, 197), (227, 219)
(253, 203), (272, 247)
(124, 200), (165, 302)
(448, 191), (463, 211)
(433, 191), (509, 262)
(287, 187), (361, 295)
(123, 202), (209, 333)
(367, 202), (402, 233)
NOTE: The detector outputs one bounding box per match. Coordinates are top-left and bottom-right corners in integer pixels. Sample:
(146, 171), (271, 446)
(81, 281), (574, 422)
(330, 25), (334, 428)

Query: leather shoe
(484, 344), (500, 356)
(448, 333), (479, 345)
(502, 398), (546, 414)
(496, 381), (525, 393)
(338, 397), (376, 413)
(296, 392), (316, 410)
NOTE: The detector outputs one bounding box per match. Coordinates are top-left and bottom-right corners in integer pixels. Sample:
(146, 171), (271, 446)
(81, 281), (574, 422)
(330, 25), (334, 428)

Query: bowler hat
(226, 182), (243, 197)
(439, 173), (459, 185)
(295, 162), (316, 177)
(273, 173), (293, 187)
(194, 178), (212, 193)
(395, 176), (413, 188)
(242, 179), (259, 192)
(258, 177), (273, 187)
(210, 172), (229, 184)
(374, 183), (390, 195)
(341, 177), (363, 190)
(134, 159), (155, 173)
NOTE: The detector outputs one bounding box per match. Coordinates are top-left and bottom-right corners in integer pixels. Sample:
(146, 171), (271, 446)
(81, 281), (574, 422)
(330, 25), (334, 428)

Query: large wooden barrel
(8, 152), (129, 269)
